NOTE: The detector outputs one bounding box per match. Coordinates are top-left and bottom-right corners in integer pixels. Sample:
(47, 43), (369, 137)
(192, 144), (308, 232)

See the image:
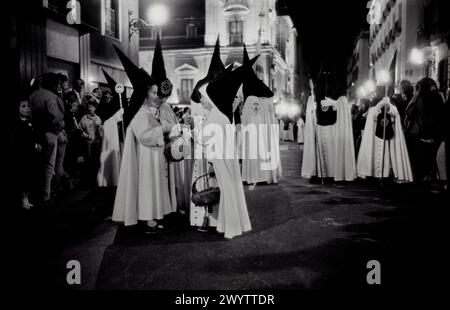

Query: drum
(165, 136), (191, 162)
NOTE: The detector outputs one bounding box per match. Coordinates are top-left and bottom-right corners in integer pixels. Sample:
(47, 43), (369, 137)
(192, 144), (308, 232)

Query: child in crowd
(63, 92), (83, 179)
(79, 100), (103, 185)
(12, 99), (41, 209)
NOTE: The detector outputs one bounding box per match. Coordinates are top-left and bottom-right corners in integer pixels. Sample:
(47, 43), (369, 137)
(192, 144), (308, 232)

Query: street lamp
(148, 4), (169, 26)
(377, 69), (390, 85)
(410, 48), (424, 65)
(365, 80), (376, 94)
(128, 4), (169, 42)
(358, 86), (367, 98)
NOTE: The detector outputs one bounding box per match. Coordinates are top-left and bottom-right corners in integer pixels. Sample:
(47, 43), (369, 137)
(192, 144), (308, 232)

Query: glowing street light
(410, 48), (424, 65)
(377, 69), (391, 86)
(364, 80), (376, 94)
(358, 86), (367, 98)
(148, 4), (169, 26)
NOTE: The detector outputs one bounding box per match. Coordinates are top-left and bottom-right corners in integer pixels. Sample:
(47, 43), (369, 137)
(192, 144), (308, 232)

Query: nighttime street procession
(5, 0), (450, 299)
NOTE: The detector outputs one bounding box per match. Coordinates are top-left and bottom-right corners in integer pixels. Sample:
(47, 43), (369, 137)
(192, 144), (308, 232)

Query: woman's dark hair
(57, 73), (68, 84)
(41, 72), (60, 93)
(400, 80), (414, 100)
(86, 99), (98, 108)
(416, 77), (438, 96)
(64, 91), (78, 104)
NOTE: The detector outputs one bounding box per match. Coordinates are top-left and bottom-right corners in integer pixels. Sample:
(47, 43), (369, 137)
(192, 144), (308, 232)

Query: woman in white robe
(112, 84), (179, 229)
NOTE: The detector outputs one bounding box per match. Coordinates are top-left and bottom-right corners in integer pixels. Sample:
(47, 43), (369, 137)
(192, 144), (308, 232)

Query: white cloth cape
(301, 96), (356, 181)
(97, 108), (123, 187)
(356, 98), (413, 182)
(241, 96), (271, 184)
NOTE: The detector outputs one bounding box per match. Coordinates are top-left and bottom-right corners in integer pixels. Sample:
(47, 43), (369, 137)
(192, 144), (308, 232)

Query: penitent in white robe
(302, 96), (356, 181)
(202, 107), (251, 239)
(357, 98), (413, 182)
(301, 95), (318, 178)
(112, 106), (175, 226)
(267, 100), (282, 182)
(241, 96), (271, 184)
(97, 108), (123, 187)
(280, 120), (294, 141)
(297, 118), (305, 144)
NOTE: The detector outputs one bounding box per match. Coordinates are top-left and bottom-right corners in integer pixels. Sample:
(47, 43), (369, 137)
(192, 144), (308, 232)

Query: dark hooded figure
(405, 77), (446, 182)
(111, 45), (180, 233)
(151, 33), (174, 103)
(240, 44), (281, 185)
(189, 45), (257, 238)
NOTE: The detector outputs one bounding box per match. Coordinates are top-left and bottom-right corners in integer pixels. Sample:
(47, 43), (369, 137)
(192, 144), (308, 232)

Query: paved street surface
(11, 142), (447, 290)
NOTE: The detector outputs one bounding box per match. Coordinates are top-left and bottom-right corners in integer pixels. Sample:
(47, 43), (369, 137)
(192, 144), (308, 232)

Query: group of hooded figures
(301, 79), (413, 183)
(97, 35), (282, 239)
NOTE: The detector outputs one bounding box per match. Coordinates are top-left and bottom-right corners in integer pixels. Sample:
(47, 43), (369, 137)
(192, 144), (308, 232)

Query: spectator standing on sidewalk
(29, 72), (68, 205)
(405, 77), (446, 183)
(12, 99), (42, 209)
(79, 99), (103, 185)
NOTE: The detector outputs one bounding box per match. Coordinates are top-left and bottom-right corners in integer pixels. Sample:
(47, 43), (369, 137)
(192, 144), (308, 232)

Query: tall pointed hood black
(242, 44), (274, 102)
(113, 45), (155, 128)
(151, 33), (173, 98)
(191, 35), (226, 103)
(206, 55), (259, 122)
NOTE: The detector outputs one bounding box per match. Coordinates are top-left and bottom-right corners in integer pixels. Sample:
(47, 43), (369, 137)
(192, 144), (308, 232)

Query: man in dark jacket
(29, 72), (67, 204)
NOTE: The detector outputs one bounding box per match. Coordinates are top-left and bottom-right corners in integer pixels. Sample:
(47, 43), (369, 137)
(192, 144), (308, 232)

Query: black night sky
(278, 0), (369, 96)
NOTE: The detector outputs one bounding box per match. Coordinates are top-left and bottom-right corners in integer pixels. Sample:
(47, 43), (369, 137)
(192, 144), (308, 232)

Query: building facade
(139, 0), (298, 106)
(417, 0), (449, 94)
(369, 0), (425, 94)
(9, 0), (139, 100)
(347, 31), (370, 101)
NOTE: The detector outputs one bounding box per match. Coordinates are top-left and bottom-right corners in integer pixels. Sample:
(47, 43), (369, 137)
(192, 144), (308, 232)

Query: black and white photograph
(5, 0), (449, 300)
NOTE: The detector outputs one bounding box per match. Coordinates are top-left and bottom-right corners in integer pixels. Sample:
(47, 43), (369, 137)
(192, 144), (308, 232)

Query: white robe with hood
(301, 96), (356, 181)
(357, 97), (413, 182)
(241, 95), (272, 184)
(191, 87), (251, 239)
(97, 108), (123, 187)
(112, 105), (176, 225)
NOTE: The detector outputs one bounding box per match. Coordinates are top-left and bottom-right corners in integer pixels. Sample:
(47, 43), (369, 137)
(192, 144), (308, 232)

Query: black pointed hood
(101, 69), (128, 119)
(243, 43), (251, 65)
(191, 35), (226, 103)
(113, 45), (155, 128)
(151, 33), (173, 98)
(206, 56), (259, 122)
(113, 45), (153, 91)
(206, 36), (226, 81)
(102, 68), (118, 91)
(242, 45), (274, 101)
